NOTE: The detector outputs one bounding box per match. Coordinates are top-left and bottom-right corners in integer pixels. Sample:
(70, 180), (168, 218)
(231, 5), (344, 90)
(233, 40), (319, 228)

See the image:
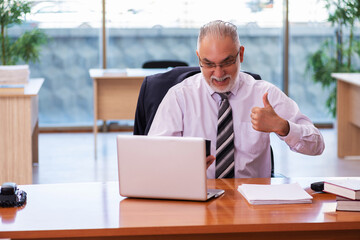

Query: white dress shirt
(148, 71), (325, 178)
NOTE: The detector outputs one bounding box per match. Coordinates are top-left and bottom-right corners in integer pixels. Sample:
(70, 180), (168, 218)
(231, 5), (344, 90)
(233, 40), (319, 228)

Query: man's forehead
(199, 43), (238, 62)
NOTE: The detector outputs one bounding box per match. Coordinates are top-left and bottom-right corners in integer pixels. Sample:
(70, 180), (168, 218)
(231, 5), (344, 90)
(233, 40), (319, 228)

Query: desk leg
(94, 119), (98, 159)
(32, 120), (39, 164)
(93, 79), (98, 159)
(102, 120), (108, 132)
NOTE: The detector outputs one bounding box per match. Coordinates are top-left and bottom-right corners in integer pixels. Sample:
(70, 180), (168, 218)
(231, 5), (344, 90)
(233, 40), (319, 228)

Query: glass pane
(20, 0), (102, 126)
(106, 0), (284, 88)
(106, 0), (281, 28)
(26, 0), (101, 28)
(288, 0), (333, 123)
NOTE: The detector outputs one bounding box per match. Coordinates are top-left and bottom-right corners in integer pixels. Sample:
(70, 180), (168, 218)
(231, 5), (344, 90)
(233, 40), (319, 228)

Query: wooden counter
(0, 78), (44, 184)
(332, 73), (360, 158)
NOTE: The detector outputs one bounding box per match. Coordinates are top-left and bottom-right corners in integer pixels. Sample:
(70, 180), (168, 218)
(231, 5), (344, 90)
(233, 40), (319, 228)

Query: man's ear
(196, 50), (200, 58)
(239, 46), (245, 63)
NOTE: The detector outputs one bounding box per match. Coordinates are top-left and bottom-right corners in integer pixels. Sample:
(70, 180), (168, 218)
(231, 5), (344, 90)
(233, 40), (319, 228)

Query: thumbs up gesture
(250, 92), (290, 136)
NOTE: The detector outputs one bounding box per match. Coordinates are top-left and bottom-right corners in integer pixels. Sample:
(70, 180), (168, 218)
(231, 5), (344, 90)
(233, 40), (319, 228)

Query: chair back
(134, 66), (200, 135)
(142, 60), (188, 69)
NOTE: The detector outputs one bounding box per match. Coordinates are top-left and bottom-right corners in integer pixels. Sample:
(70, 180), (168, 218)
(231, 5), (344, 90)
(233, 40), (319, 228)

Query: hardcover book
(336, 196), (360, 212)
(324, 179), (360, 200)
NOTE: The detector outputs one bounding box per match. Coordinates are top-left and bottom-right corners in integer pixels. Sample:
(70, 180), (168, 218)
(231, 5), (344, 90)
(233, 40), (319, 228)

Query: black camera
(0, 182), (27, 208)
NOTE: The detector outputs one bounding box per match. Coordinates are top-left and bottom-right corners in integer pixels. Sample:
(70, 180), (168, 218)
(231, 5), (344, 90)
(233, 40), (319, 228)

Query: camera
(0, 182), (27, 208)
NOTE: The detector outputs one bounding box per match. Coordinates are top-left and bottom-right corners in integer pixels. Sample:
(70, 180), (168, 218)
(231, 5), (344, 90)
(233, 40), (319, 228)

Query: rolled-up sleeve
(282, 121), (325, 155)
(271, 87), (325, 155)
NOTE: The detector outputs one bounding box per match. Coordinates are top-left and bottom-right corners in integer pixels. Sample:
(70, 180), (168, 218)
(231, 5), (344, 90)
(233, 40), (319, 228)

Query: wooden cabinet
(0, 79), (44, 184)
(332, 73), (360, 158)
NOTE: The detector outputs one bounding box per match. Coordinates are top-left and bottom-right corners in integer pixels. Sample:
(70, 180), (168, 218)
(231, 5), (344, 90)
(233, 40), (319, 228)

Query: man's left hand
(250, 92), (289, 136)
(206, 155), (215, 169)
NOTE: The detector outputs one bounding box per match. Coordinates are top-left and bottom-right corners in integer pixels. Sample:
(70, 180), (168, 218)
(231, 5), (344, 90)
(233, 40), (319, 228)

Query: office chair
(133, 66), (277, 177)
(142, 60), (188, 69)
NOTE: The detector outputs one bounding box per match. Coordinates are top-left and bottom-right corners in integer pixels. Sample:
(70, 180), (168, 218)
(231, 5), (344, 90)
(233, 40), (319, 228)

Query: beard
(205, 63), (241, 93)
(210, 74), (233, 93)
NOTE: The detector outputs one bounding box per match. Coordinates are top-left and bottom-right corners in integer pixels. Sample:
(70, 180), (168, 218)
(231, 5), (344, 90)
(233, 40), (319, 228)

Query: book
(237, 183), (313, 205)
(0, 84), (25, 93)
(0, 65), (29, 83)
(336, 196), (360, 212)
(324, 179), (360, 200)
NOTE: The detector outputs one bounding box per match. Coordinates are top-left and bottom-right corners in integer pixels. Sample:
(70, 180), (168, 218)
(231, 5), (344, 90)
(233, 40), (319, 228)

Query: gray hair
(197, 20), (240, 50)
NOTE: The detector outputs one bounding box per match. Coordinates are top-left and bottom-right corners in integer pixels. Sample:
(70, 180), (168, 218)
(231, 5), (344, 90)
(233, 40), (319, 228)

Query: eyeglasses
(198, 50), (240, 69)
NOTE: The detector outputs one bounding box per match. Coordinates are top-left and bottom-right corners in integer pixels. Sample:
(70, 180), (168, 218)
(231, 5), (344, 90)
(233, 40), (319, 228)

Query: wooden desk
(89, 68), (168, 155)
(331, 73), (360, 158)
(0, 78), (44, 184)
(1, 178), (360, 240)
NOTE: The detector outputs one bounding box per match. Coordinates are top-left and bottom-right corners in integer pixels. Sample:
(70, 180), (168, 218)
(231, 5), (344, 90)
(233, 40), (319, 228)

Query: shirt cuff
(278, 121), (302, 147)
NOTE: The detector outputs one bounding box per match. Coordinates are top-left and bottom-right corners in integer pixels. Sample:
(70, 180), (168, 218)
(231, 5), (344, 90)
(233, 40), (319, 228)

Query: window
(106, 0), (284, 90)
(23, 0), (101, 126)
(15, 0), (332, 126)
(288, 0), (333, 123)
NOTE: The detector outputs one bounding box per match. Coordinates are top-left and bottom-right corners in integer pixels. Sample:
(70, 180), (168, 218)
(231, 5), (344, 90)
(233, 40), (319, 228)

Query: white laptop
(116, 135), (224, 201)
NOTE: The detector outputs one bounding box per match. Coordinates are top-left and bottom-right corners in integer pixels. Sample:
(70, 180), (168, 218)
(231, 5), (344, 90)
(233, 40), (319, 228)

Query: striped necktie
(215, 92), (235, 178)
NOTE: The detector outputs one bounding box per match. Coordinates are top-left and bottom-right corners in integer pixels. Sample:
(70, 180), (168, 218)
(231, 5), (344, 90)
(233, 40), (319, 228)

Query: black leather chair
(142, 60), (188, 69)
(133, 66), (276, 177)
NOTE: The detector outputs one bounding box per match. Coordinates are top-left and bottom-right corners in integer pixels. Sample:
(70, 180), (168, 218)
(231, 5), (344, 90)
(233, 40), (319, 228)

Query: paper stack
(238, 183), (313, 205)
(0, 65), (30, 84)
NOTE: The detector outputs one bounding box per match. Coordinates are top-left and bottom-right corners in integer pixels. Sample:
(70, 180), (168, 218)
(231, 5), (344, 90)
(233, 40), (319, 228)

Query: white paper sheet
(238, 183), (313, 205)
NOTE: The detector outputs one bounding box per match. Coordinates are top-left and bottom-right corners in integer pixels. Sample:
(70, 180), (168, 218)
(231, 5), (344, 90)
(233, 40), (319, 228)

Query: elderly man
(148, 20), (325, 178)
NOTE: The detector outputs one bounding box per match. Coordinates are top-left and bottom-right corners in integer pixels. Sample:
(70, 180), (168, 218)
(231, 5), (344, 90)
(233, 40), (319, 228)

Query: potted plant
(306, 0), (360, 118)
(0, 0), (47, 66)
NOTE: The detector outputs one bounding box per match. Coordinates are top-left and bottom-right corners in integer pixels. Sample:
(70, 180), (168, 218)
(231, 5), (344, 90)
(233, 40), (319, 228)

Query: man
(148, 20), (325, 178)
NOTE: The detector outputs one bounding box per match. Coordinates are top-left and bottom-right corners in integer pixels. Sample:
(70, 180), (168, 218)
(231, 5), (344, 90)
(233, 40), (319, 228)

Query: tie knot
(218, 92), (231, 100)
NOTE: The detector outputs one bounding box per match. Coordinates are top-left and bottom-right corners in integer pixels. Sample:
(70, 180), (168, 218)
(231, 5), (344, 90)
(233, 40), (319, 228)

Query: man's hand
(250, 92), (290, 136)
(206, 155), (215, 169)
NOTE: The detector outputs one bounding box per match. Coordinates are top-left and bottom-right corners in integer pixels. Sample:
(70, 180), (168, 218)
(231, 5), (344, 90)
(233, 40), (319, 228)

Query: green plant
(0, 0), (47, 65)
(306, 0), (360, 118)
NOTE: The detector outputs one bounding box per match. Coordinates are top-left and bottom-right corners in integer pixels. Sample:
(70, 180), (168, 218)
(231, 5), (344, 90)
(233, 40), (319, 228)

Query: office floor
(33, 128), (360, 184)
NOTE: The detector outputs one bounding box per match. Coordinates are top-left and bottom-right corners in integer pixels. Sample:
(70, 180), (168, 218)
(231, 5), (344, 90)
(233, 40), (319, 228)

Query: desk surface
(89, 68), (170, 79)
(0, 78), (44, 97)
(1, 178), (360, 240)
(332, 73), (360, 87)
